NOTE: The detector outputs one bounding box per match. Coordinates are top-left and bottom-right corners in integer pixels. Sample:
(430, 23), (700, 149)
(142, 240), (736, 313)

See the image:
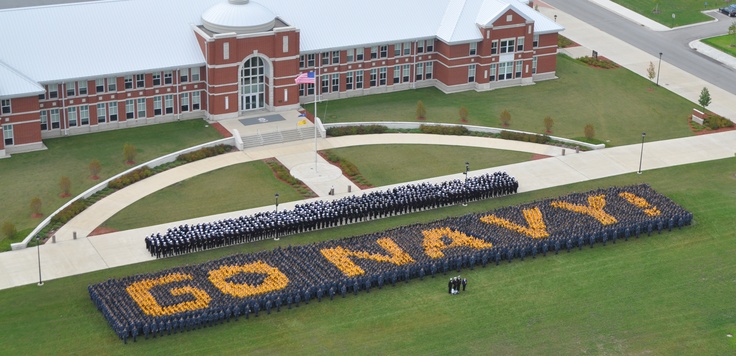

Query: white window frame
(152, 73), (161, 86)
(355, 71), (364, 89)
(370, 46), (378, 59)
(355, 48), (364, 61)
(67, 107), (78, 127)
(191, 67), (200, 82)
(109, 102), (118, 121)
(394, 43), (401, 57)
(469, 42), (477, 56)
(154, 96), (162, 116)
(369, 68), (377, 86)
(331, 73), (339, 92)
(1, 99), (10, 114)
(332, 51), (340, 64)
(66, 81), (76, 97)
(40, 110), (48, 130)
(402, 64), (410, 82)
(180, 69), (188, 83)
(164, 94), (174, 114)
(192, 92), (201, 110)
(97, 103), (106, 123)
(346, 71), (354, 90)
(500, 39), (515, 54)
(137, 98), (146, 118)
(107, 77), (117, 92)
(517, 37), (525, 52)
(425, 62), (433, 79)
(95, 78), (105, 93)
(136, 74), (145, 88)
(426, 39), (434, 52)
(532, 56), (538, 74)
(533, 34), (539, 48)
(180, 93), (189, 112)
(48, 84), (58, 99)
(403, 42), (411, 56)
(124, 76), (133, 89)
(78, 80), (88, 96)
(346, 49), (354, 63)
(2, 125), (13, 146)
(164, 71), (173, 85)
(468, 64), (476, 82)
(80, 105), (89, 125)
(393, 66), (400, 84)
(50, 109), (60, 128)
(379, 67), (387, 85)
(490, 63), (497, 82)
(416, 63), (424, 81)
(126, 99), (135, 119)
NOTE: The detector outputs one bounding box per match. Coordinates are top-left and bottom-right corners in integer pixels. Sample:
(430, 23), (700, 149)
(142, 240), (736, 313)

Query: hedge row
(176, 144), (231, 163)
(50, 199), (88, 225)
(704, 113), (734, 130)
(499, 130), (550, 144)
(578, 56), (618, 69)
(107, 167), (155, 190)
(326, 125), (388, 137)
(419, 124), (470, 136)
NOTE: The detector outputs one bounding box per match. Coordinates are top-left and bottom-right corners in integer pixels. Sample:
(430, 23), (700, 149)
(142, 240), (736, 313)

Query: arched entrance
(240, 56), (267, 111)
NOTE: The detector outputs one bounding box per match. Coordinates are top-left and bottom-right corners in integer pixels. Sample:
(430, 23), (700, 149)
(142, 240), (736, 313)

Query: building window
(136, 74), (145, 88)
(426, 39), (434, 52)
(369, 69), (377, 86)
(403, 64), (410, 82)
(40, 110), (48, 130)
(68, 107), (78, 127)
(108, 77), (117, 92)
(125, 99), (134, 119)
(403, 42), (410, 56)
(137, 98), (146, 118)
(394, 43), (401, 57)
(425, 62), (433, 79)
(109, 102), (118, 121)
(417, 41), (424, 53)
(500, 39), (515, 54)
(468, 64), (476, 82)
(180, 93), (189, 112)
(191, 67), (200, 82)
(223, 42), (230, 60)
(321, 52), (329, 66)
(332, 51), (340, 64)
(164, 95), (173, 114)
(356, 47), (364, 61)
(491, 40), (498, 55)
(2, 125), (13, 146)
(506, 14), (512, 22)
(532, 56), (538, 74)
(154, 96), (162, 115)
(379, 67), (387, 85)
(192, 92), (201, 110)
(164, 71), (173, 85)
(180, 69), (188, 83)
(370, 46), (378, 59)
(499, 62), (513, 80)
(533, 35), (539, 48)
(517, 37), (524, 52)
(321, 75), (329, 93)
(515, 60), (523, 78)
(1, 99), (10, 114)
(95, 78), (105, 93)
(97, 103), (106, 123)
(331, 73), (339, 92)
(78, 81), (88, 95)
(66, 81), (76, 97)
(346, 71), (353, 90)
(469, 42), (477, 56)
(153, 73), (161, 86)
(48, 84), (58, 99)
(50, 109), (60, 128)
(392, 66), (400, 84)
(490, 63), (497, 82)
(307, 53), (315, 67)
(416, 63), (424, 81)
(124, 76), (133, 89)
(346, 49), (354, 63)
(355, 71), (363, 89)
(79, 105), (89, 125)
(299, 55), (306, 68)
(39, 92), (45, 100)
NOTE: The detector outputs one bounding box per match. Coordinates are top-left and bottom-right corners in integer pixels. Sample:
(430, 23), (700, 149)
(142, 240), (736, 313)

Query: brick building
(0, 0), (562, 157)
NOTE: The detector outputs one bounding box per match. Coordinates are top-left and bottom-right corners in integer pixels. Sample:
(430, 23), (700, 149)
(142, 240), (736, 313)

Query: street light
(36, 235), (43, 286)
(656, 52), (662, 87)
(463, 162), (470, 206)
(275, 193), (279, 213)
(274, 193), (280, 241)
(637, 132), (646, 174)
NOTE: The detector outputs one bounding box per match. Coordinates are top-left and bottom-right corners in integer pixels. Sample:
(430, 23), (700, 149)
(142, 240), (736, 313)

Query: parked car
(720, 4), (736, 16)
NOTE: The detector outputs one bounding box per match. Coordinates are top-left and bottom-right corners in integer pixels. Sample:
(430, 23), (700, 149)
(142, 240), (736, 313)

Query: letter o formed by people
(126, 273), (212, 317)
(208, 260), (290, 298)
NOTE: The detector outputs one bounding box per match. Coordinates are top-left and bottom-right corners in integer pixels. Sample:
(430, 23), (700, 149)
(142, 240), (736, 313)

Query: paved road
(544, 0), (736, 95)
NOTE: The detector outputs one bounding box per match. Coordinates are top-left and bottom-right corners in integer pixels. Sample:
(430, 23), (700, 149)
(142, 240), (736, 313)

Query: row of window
(298, 62), (434, 96)
(299, 40), (435, 68)
(39, 92), (201, 130)
(40, 68), (201, 100)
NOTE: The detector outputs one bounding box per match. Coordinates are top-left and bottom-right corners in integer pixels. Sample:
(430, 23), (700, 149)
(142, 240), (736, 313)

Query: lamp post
(274, 193), (280, 240)
(637, 132), (646, 174)
(656, 52), (662, 87)
(463, 162), (469, 206)
(36, 235), (43, 286)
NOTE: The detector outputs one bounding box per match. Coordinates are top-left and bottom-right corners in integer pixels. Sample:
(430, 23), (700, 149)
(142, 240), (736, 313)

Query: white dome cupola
(201, 0), (277, 34)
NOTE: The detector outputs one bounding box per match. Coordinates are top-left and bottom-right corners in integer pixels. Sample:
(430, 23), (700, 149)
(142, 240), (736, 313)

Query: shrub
(499, 131), (550, 144)
(558, 35), (574, 48)
(30, 197), (42, 217)
(123, 143), (137, 164)
(108, 166), (154, 190)
(416, 100), (426, 119)
(50, 199), (89, 225)
(459, 107), (468, 122)
(419, 125), (470, 136)
(2, 221), (17, 240)
(500, 109), (511, 127)
(326, 125), (387, 137)
(89, 159), (102, 179)
(59, 176), (71, 197)
(544, 116), (554, 133)
(704, 113), (734, 129)
(176, 144), (231, 163)
(578, 56), (618, 69)
(584, 124), (596, 140)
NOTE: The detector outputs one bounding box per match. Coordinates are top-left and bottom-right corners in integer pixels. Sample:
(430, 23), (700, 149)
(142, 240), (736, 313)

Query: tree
(416, 100), (426, 120)
(646, 61), (656, 82)
(123, 143), (137, 165)
(584, 124), (596, 140)
(544, 116), (554, 133)
(30, 197), (42, 218)
(698, 87), (711, 112)
(459, 106), (469, 123)
(500, 109), (511, 127)
(1, 221), (16, 240)
(729, 21), (736, 47)
(59, 176), (71, 198)
(89, 159), (102, 180)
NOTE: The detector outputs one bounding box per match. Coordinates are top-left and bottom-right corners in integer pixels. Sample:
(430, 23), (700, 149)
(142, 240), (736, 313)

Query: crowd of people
(89, 183), (692, 343)
(144, 172), (519, 258)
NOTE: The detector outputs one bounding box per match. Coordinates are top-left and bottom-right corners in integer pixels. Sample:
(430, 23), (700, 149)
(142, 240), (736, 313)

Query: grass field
(313, 55), (695, 146)
(102, 146), (535, 231)
(0, 157), (733, 354)
(702, 34), (736, 57)
(0, 120), (222, 251)
(612, 0), (716, 27)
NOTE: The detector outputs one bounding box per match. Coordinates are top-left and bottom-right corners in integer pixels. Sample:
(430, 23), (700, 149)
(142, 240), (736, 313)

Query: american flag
(295, 71), (315, 84)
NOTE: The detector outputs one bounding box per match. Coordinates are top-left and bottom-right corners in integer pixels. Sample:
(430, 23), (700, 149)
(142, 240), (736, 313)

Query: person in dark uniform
(448, 278), (452, 294)
(462, 278), (467, 291)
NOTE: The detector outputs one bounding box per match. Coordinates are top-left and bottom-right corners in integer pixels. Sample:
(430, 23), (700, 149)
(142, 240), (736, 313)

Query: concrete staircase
(242, 126), (316, 148)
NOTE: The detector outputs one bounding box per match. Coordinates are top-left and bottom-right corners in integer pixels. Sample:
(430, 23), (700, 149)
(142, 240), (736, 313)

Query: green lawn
(612, 0), (716, 27)
(102, 146), (535, 231)
(703, 34), (736, 57)
(0, 158), (734, 354)
(313, 55), (695, 146)
(0, 120), (222, 250)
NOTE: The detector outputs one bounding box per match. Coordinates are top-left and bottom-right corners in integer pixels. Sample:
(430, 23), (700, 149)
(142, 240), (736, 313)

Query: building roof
(0, 0), (562, 91)
(0, 61), (45, 99)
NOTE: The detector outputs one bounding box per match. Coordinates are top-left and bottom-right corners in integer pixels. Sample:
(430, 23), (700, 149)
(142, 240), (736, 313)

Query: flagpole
(314, 55), (320, 173)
